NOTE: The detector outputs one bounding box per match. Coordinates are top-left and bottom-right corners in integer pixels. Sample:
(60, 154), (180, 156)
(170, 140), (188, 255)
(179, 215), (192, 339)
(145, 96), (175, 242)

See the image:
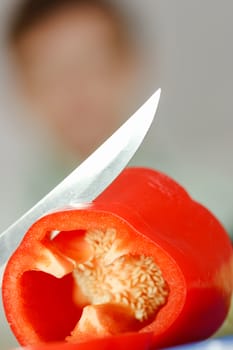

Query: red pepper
(15, 332), (153, 350)
(2, 167), (233, 349)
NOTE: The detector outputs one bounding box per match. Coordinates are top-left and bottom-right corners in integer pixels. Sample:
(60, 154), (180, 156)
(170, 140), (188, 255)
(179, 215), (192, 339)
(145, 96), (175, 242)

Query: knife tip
(148, 88), (161, 115)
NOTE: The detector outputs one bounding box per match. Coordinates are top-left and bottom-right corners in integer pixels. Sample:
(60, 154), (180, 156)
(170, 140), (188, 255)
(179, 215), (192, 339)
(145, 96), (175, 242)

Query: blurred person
(7, 0), (142, 158)
(0, 0), (145, 254)
(0, 1), (145, 348)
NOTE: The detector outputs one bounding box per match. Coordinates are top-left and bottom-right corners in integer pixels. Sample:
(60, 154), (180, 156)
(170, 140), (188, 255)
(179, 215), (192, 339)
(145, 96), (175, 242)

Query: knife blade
(0, 88), (161, 283)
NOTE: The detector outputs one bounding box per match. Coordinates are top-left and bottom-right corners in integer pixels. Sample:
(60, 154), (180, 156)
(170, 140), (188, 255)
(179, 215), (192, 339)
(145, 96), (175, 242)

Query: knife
(0, 88), (161, 284)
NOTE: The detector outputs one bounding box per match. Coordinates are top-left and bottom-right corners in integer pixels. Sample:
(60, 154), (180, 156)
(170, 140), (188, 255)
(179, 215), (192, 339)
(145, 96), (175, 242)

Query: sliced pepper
(15, 332), (153, 350)
(2, 167), (233, 349)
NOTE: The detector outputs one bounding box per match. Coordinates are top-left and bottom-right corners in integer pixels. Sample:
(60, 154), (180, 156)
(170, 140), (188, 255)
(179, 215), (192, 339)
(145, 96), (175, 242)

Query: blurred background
(0, 0), (232, 348)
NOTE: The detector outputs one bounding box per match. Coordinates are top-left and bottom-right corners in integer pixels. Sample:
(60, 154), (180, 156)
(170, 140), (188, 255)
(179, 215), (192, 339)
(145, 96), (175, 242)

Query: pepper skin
(2, 167), (233, 349)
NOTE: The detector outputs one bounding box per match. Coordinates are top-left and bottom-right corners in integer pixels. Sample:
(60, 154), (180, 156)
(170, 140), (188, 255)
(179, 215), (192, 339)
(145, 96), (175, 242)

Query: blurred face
(13, 6), (139, 156)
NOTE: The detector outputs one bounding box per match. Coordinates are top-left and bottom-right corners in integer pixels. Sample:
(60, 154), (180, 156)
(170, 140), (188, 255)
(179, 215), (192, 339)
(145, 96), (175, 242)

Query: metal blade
(0, 89), (161, 282)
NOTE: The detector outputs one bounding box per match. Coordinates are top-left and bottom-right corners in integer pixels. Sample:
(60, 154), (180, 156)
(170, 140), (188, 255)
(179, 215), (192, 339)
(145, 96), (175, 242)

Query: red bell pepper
(2, 167), (233, 349)
(14, 332), (153, 350)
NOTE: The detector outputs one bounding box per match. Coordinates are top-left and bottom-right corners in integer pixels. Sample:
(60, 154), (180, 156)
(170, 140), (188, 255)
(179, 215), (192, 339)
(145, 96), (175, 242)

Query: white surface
(0, 1), (233, 348)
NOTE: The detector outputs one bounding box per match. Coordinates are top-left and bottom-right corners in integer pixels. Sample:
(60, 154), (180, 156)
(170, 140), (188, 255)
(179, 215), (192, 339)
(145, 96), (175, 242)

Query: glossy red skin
(3, 167), (233, 349)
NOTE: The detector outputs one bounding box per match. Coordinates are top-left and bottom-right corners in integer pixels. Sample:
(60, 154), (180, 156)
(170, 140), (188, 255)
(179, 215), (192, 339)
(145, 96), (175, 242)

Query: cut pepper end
(2, 212), (172, 346)
(3, 167), (232, 348)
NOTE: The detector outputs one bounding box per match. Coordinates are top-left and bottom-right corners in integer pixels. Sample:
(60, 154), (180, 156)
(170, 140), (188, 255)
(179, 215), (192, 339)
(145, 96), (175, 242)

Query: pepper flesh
(16, 332), (153, 350)
(2, 167), (233, 349)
